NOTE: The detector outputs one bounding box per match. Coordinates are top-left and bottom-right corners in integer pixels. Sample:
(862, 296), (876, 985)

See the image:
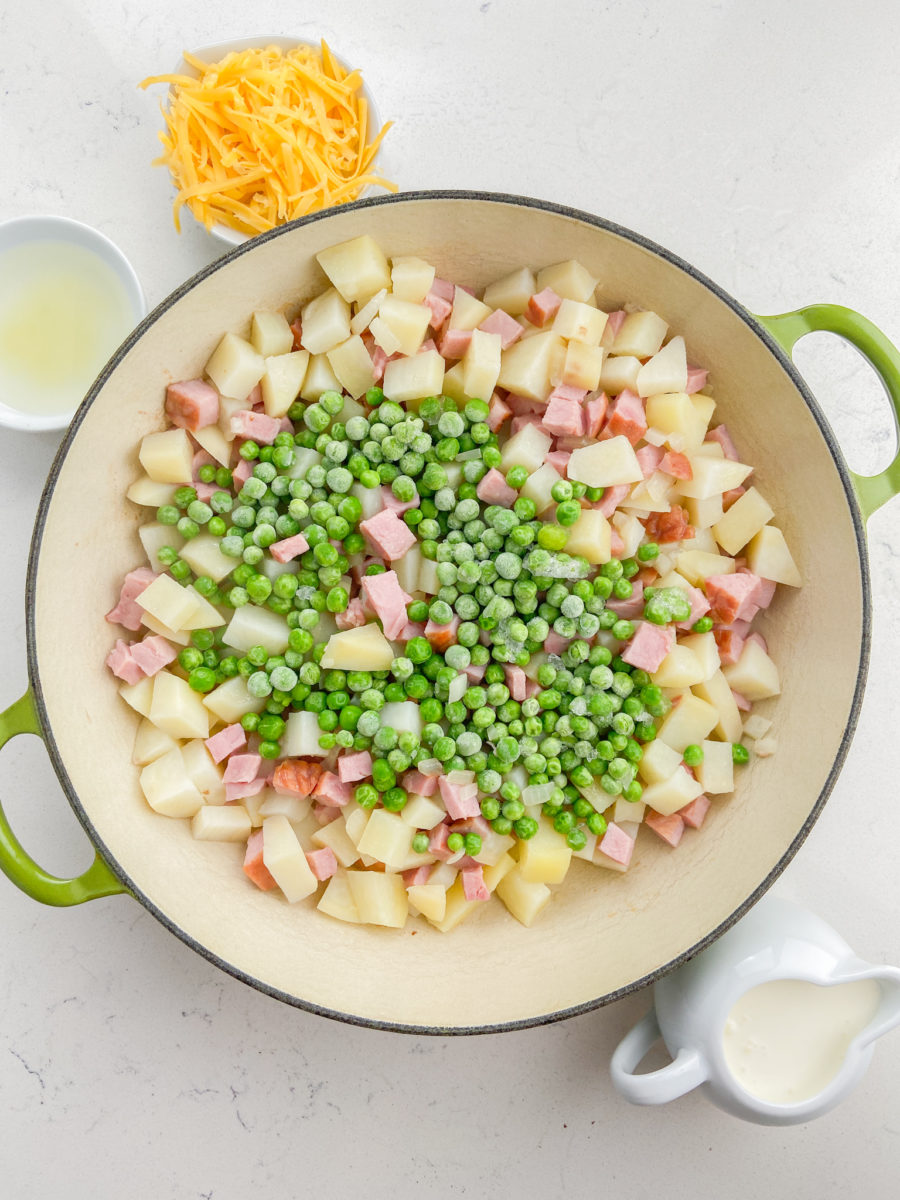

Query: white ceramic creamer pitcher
(610, 895), (900, 1125)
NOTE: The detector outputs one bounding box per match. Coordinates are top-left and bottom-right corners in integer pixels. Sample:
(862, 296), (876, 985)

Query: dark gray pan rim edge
(23, 189), (871, 1036)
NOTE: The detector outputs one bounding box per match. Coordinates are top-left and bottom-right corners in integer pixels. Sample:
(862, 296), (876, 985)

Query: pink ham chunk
(476, 467), (518, 507)
(230, 409), (282, 444)
(438, 776), (481, 820)
(675, 585), (711, 630)
(402, 865), (433, 887)
(511, 414), (544, 435)
(306, 846), (338, 882)
(503, 664), (528, 702)
(129, 635), (177, 678)
(526, 287), (562, 327)
(597, 484), (631, 518)
(461, 864), (490, 901)
(361, 569), (412, 641)
(439, 327), (473, 360)
(705, 572), (763, 624)
(714, 626), (745, 666)
(404, 770), (440, 798)
(312, 771), (352, 808)
(660, 450), (693, 480)
(431, 277), (455, 302)
(359, 507), (417, 562)
(547, 450), (571, 475)
(465, 662), (486, 684)
(584, 392), (610, 439)
(450, 815), (492, 839)
(598, 822), (635, 867)
(605, 310), (627, 340)
(424, 289), (452, 329)
(335, 598), (367, 631)
(106, 567), (157, 632)
(621, 622), (675, 673)
(232, 458), (252, 487)
(381, 484), (419, 516)
(106, 639), (144, 685)
(678, 794), (711, 830)
(487, 393), (512, 432)
(739, 570), (776, 610)
(269, 532), (310, 563)
(506, 393), (546, 415)
(636, 445), (664, 478)
(226, 778), (266, 803)
(337, 750), (373, 784)
(205, 723), (246, 764)
(732, 689), (752, 712)
(685, 365), (709, 394)
(705, 424), (739, 460)
(224, 753), (262, 784)
(645, 810), (685, 848)
(602, 389), (647, 445)
(243, 829), (278, 891)
(428, 822), (454, 861)
(425, 615), (460, 652)
(542, 393), (584, 438)
(607, 581), (645, 620)
(165, 378), (219, 431)
(478, 309), (524, 348)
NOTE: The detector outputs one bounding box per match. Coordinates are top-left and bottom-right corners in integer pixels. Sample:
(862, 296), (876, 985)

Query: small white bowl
(165, 36), (390, 247)
(0, 215), (146, 433)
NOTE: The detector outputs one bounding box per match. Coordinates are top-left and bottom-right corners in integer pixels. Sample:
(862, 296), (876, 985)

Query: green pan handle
(755, 305), (900, 521)
(0, 689), (127, 905)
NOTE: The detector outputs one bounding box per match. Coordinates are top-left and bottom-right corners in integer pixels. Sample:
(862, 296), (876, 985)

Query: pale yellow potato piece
(316, 235), (391, 305)
(382, 349), (445, 404)
(462, 329), (502, 400)
(250, 310), (294, 357)
(552, 299), (607, 345)
(222, 605), (291, 655)
(568, 437), (643, 488)
(377, 296), (431, 355)
(192, 805), (252, 842)
(312, 818), (360, 869)
(390, 256), (435, 303)
(400, 793), (446, 831)
(300, 287), (352, 355)
(656, 693), (719, 751)
(262, 814), (318, 902)
(343, 807), (371, 848)
(520, 462), (564, 513)
(693, 670), (744, 743)
(536, 259), (597, 303)
(676, 456), (753, 500)
(350, 287), (387, 335)
(498, 331), (563, 402)
(346, 870), (408, 928)
(356, 809), (420, 870)
(205, 332), (265, 400)
(192, 422), (232, 466)
(177, 534), (236, 583)
(132, 717), (178, 766)
(149, 671), (210, 740)
(611, 310), (667, 357)
(217, 394), (248, 443)
(496, 867), (552, 927)
(440, 361), (468, 403)
(651, 644), (707, 689)
(261, 349), (309, 416)
(138, 428), (194, 484)
(683, 492), (724, 530)
(517, 817), (573, 885)
(326, 335), (376, 399)
(471, 828), (516, 868)
(564, 508), (612, 565)
(448, 287), (492, 330)
(482, 265), (536, 316)
(321, 624), (395, 671)
(640, 766), (704, 816)
(259, 793), (311, 823)
(722, 640), (781, 701)
(746, 525), (801, 586)
(300, 352), (343, 401)
(140, 746), (204, 818)
(126, 476), (177, 506)
(118, 675), (155, 717)
(637, 738), (683, 784)
(281, 710), (328, 757)
(499, 422), (553, 474)
(612, 510), (645, 558)
(407, 884), (447, 923)
(696, 740), (735, 795)
(559, 341), (605, 391)
(599, 354), (641, 394)
(677, 631), (720, 681)
(181, 738), (226, 805)
(676, 550), (736, 586)
(429, 855), (515, 933)
(636, 335), (687, 397)
(178, 588), (226, 631)
(317, 872), (363, 923)
(138, 522), (179, 571)
(136, 572), (199, 631)
(712, 487), (775, 556)
(202, 676), (266, 724)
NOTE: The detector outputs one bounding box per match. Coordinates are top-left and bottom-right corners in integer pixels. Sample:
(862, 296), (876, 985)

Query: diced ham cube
(361, 568), (413, 641)
(526, 287), (562, 327)
(606, 581), (645, 619)
(739, 569), (777, 610)
(544, 630), (571, 655)
(678, 794), (711, 829)
(165, 378), (219, 432)
(449, 815), (492, 838)
(705, 424), (739, 460)
(381, 485), (419, 516)
(511, 414), (545, 435)
(598, 822), (635, 867)
(438, 776), (481, 820)
(621, 622), (675, 673)
(465, 662), (486, 684)
(685, 365), (708, 394)
(610, 528), (625, 557)
(602, 389), (647, 446)
(542, 394), (584, 437)
(226, 778), (266, 803)
(714, 626), (746, 666)
(431, 277), (455, 302)
(205, 723), (247, 764)
(368, 341), (389, 384)
(461, 864), (490, 901)
(232, 457), (252, 486)
(230, 409), (282, 444)
(476, 467), (518, 507)
(428, 822), (454, 860)
(478, 309), (525, 348)
(644, 505), (694, 544)
(306, 846), (338, 882)
(402, 865), (433, 887)
(584, 391), (609, 439)
(395, 619), (426, 642)
(606, 310), (626, 339)
(659, 450), (692, 480)
(597, 483), (631, 518)
(636, 444), (664, 478)
(645, 810), (685, 848)
(337, 750), (373, 784)
(487, 394), (512, 432)
(269, 532), (310, 563)
(105, 639), (144, 685)
(272, 758), (322, 797)
(732, 689), (751, 712)
(129, 635), (177, 678)
(359, 507), (417, 562)
(312, 771), (352, 808)
(547, 450), (571, 475)
(503, 664), (528, 701)
(106, 567), (157, 632)
(439, 327), (473, 360)
(335, 598), (367, 631)
(423, 290), (452, 329)
(403, 770), (440, 798)
(224, 753), (262, 784)
(243, 829), (278, 891)
(505, 393), (546, 415)
(424, 615), (460, 652)
(705, 572), (763, 624)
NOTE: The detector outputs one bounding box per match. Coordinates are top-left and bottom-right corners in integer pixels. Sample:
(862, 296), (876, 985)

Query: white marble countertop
(3, 1), (900, 1195)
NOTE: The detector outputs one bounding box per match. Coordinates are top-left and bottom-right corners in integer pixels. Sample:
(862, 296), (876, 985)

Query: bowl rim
(0, 214), (147, 432)
(23, 190), (872, 1034)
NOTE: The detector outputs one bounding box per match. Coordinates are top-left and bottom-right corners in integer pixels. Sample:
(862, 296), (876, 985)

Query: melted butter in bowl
(722, 977), (883, 1105)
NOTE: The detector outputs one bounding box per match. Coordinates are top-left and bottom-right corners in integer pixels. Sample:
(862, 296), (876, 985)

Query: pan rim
(23, 189), (872, 1035)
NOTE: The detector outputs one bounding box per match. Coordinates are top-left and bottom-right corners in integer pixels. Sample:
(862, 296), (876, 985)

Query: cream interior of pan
(31, 198), (864, 1030)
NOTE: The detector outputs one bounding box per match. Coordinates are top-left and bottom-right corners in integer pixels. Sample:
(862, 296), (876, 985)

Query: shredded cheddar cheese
(139, 42), (396, 236)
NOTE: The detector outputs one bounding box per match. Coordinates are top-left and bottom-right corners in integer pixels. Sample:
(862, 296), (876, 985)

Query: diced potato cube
(357, 809), (418, 870)
(693, 670), (744, 743)
(140, 746), (204, 818)
(552, 299), (607, 346)
(132, 717), (178, 766)
(300, 352), (343, 401)
(483, 266), (536, 316)
(677, 456), (753, 500)
(262, 815), (318, 902)
(612, 310), (668, 357)
(696, 740), (735, 794)
(204, 332), (265, 401)
(300, 287), (352, 355)
(343, 807), (371, 849)
(326, 335), (376, 399)
(349, 287), (387, 336)
(636, 336), (688, 397)
(380, 701), (422, 739)
(497, 331), (563, 402)
(599, 354), (641, 394)
(638, 738), (683, 784)
(517, 817), (572, 884)
(312, 818), (360, 868)
(382, 349), (445, 404)
(149, 671), (210, 739)
(519, 462), (563, 513)
(449, 288), (492, 331)
(346, 870), (408, 927)
(261, 350), (309, 417)
(656, 693), (719, 751)
(202, 675), (266, 724)
(429, 855), (516, 933)
(137, 573), (199, 631)
(377, 296), (431, 356)
(712, 487), (774, 555)
(438, 361), (467, 403)
(390, 256), (435, 303)
(217, 395), (248, 443)
(180, 738), (226, 805)
(462, 329), (502, 400)
(558, 341), (605, 391)
(138, 522), (179, 571)
(499, 421), (554, 474)
(722, 640), (781, 701)
(222, 605), (291, 655)
(178, 587), (226, 630)
(250, 311), (294, 357)
(651, 644), (707, 689)
(640, 766), (704, 816)
(742, 713), (773, 740)
(316, 235), (391, 304)
(568, 437), (643, 488)
(192, 422), (232, 466)
(118, 674), (155, 717)
(536, 259), (597, 303)
(177, 534), (236, 583)
(259, 793), (312, 824)
(614, 796), (646, 825)
(496, 866), (552, 927)
(138, 428), (194, 484)
(676, 550), (736, 586)
(281, 710), (328, 757)
(407, 883), (447, 923)
(472, 828), (516, 868)
(683, 492), (724, 530)
(126, 476), (176, 506)
(317, 871), (362, 923)
(564, 508), (612, 565)
(400, 793), (446, 830)
(746, 525), (801, 586)
(192, 805), (252, 841)
(677, 631), (720, 681)
(611, 510), (645, 558)
(321, 624), (394, 671)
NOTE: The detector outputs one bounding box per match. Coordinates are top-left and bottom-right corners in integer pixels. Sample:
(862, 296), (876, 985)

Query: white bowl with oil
(0, 215), (146, 432)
